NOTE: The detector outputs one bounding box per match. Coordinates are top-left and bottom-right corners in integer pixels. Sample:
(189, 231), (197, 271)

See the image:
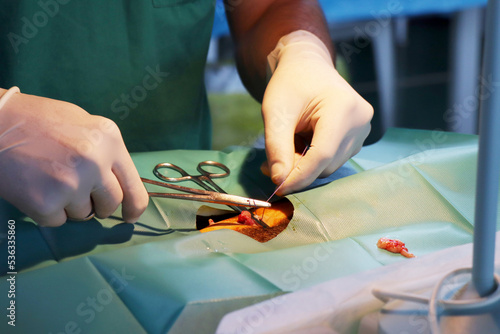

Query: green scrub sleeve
(0, 0), (216, 152)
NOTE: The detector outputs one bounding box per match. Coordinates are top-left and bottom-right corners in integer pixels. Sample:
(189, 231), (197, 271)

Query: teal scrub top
(0, 0), (215, 152)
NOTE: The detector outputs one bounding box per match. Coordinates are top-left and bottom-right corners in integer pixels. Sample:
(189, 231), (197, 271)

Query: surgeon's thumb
(262, 104), (297, 186)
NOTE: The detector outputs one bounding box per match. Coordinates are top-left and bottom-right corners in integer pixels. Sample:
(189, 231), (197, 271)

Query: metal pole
(472, 0), (500, 297)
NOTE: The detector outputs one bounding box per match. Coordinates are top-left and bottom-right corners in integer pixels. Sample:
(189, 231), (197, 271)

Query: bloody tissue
(377, 237), (415, 258)
(237, 211), (258, 226)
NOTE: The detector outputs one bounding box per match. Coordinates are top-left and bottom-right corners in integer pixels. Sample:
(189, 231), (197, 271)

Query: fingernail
(275, 186), (289, 197)
(260, 161), (270, 177)
(271, 163), (285, 185)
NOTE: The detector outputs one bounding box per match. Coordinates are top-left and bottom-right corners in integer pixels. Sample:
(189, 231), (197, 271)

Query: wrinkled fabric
(216, 232), (500, 334)
(0, 128), (491, 333)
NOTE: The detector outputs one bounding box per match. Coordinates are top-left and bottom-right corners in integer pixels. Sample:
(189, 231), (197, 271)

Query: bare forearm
(225, 0), (334, 101)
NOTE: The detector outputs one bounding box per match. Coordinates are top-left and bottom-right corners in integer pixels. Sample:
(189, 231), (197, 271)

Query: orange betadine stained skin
(377, 237), (415, 258)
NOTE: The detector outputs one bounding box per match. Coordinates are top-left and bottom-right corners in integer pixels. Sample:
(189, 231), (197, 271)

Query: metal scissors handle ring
(148, 161), (269, 228)
(153, 162), (193, 182)
(196, 161), (230, 193)
(153, 161), (231, 193)
(197, 161), (230, 179)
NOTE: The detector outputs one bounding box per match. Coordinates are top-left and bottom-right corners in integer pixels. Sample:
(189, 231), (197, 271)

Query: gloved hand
(0, 88), (149, 226)
(262, 30), (373, 195)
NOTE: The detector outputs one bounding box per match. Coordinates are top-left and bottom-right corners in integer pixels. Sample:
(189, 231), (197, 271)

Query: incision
(196, 198), (294, 243)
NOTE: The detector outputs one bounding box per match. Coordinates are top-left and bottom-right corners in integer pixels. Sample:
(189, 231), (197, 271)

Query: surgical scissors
(151, 161), (270, 228)
(141, 161), (271, 218)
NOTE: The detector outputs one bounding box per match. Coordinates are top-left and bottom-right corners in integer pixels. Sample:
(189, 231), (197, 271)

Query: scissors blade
(142, 177), (214, 195)
(142, 178), (271, 208)
(146, 192), (271, 208)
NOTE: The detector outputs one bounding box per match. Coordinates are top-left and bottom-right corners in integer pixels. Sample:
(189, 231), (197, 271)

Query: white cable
(372, 288), (430, 304)
(373, 267), (500, 334)
(428, 268), (500, 334)
(0, 86), (20, 111)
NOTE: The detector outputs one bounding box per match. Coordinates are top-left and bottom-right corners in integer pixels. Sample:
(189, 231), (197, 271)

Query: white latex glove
(0, 88), (149, 226)
(262, 30), (373, 195)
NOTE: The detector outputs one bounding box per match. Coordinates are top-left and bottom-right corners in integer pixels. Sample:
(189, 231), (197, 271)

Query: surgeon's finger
(279, 119), (370, 195)
(112, 154), (149, 223)
(276, 148), (334, 196)
(276, 117), (346, 195)
(91, 173), (123, 219)
(65, 198), (94, 221)
(262, 100), (301, 185)
(30, 208), (68, 227)
(260, 160), (271, 177)
(260, 134), (309, 178)
(317, 122), (371, 177)
(25, 182), (76, 226)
